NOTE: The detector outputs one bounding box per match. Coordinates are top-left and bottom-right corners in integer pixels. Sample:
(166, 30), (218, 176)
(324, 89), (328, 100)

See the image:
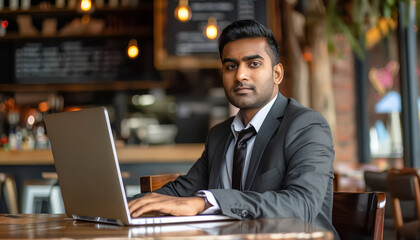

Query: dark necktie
(232, 126), (256, 190)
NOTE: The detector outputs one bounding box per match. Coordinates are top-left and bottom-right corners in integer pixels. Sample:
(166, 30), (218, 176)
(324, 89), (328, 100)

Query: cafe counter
(0, 144), (205, 165)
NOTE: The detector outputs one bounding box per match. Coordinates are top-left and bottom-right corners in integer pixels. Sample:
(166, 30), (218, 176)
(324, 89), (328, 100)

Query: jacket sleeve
(131, 119), (232, 199)
(147, 140), (211, 197)
(209, 110), (335, 223)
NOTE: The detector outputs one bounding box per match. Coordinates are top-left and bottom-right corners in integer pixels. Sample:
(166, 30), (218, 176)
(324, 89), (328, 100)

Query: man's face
(221, 37), (283, 112)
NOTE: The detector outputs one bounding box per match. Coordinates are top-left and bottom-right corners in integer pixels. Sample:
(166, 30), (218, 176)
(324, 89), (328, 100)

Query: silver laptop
(45, 107), (235, 226)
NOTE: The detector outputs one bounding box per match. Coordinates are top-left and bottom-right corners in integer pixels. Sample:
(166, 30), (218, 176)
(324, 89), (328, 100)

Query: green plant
(326, 0), (413, 59)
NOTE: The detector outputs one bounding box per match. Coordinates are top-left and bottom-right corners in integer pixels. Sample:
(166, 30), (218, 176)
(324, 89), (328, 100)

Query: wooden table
(0, 214), (333, 239)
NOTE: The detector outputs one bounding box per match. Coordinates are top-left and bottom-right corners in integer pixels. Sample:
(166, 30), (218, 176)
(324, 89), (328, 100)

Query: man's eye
(226, 64), (237, 70)
(250, 62), (261, 68)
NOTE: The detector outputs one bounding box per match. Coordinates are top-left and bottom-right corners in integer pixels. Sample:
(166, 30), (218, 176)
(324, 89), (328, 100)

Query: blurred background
(0, 1), (419, 238)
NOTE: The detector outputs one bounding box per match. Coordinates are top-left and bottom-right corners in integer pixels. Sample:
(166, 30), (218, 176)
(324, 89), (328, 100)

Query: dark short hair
(218, 19), (280, 66)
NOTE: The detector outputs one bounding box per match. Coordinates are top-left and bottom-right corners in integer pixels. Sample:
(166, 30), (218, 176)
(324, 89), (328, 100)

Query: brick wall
(331, 35), (357, 165)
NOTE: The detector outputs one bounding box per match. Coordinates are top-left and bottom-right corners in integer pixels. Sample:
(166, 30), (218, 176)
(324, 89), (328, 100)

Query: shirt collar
(231, 94), (278, 135)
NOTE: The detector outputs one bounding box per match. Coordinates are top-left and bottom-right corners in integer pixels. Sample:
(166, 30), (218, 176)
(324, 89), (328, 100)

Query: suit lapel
(244, 93), (289, 190)
(209, 127), (234, 189)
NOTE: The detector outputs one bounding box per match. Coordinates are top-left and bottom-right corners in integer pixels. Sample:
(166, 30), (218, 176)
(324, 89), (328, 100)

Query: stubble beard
(226, 87), (273, 110)
(224, 72), (277, 110)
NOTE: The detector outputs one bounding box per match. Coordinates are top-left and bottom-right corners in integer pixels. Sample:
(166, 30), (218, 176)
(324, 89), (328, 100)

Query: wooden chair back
(364, 171), (395, 220)
(386, 168), (420, 240)
(364, 171), (388, 192)
(333, 172), (341, 191)
(140, 173), (180, 193)
(0, 173), (19, 214)
(333, 192), (386, 240)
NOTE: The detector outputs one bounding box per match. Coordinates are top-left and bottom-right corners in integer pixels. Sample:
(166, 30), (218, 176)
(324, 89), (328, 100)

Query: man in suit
(129, 19), (337, 238)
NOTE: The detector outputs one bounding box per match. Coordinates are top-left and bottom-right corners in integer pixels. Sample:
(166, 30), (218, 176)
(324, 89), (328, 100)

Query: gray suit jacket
(149, 93), (338, 238)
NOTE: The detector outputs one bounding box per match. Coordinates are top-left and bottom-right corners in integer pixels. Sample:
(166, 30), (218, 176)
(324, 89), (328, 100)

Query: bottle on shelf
(0, 21), (6, 37)
(35, 125), (49, 150)
(8, 131), (17, 150)
(108, 0), (118, 8)
(9, 0), (19, 10)
(95, 0), (103, 8)
(56, 0), (66, 8)
(0, 134), (8, 150)
(21, 0), (31, 10)
(68, 0), (77, 9)
(8, 127), (24, 150)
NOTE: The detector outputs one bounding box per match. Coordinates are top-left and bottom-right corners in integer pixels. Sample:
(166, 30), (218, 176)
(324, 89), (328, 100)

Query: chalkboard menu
(154, 0), (273, 70)
(166, 0), (267, 56)
(13, 39), (147, 84)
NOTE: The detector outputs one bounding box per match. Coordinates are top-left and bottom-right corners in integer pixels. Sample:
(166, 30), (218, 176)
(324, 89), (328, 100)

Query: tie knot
(237, 126), (256, 144)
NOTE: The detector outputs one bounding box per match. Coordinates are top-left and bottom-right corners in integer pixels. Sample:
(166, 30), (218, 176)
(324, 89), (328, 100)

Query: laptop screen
(45, 107), (131, 224)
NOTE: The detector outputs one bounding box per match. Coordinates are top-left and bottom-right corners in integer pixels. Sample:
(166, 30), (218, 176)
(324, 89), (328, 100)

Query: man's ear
(273, 63), (284, 85)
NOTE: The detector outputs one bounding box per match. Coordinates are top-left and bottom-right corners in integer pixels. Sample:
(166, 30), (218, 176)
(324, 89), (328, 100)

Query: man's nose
(235, 64), (249, 82)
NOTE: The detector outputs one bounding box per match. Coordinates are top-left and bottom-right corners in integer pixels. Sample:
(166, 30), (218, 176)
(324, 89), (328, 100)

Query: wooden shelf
(0, 144), (205, 165)
(0, 28), (152, 41)
(0, 4), (153, 17)
(0, 3), (156, 91)
(0, 4), (153, 41)
(0, 80), (171, 92)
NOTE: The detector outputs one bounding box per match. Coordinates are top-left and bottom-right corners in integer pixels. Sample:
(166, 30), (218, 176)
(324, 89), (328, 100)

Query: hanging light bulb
(205, 17), (218, 40)
(174, 0), (191, 22)
(76, 0), (95, 14)
(127, 39), (139, 59)
(80, 0), (92, 12)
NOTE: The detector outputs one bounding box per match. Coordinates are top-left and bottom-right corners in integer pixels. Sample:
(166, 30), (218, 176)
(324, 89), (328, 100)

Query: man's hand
(128, 193), (206, 217)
